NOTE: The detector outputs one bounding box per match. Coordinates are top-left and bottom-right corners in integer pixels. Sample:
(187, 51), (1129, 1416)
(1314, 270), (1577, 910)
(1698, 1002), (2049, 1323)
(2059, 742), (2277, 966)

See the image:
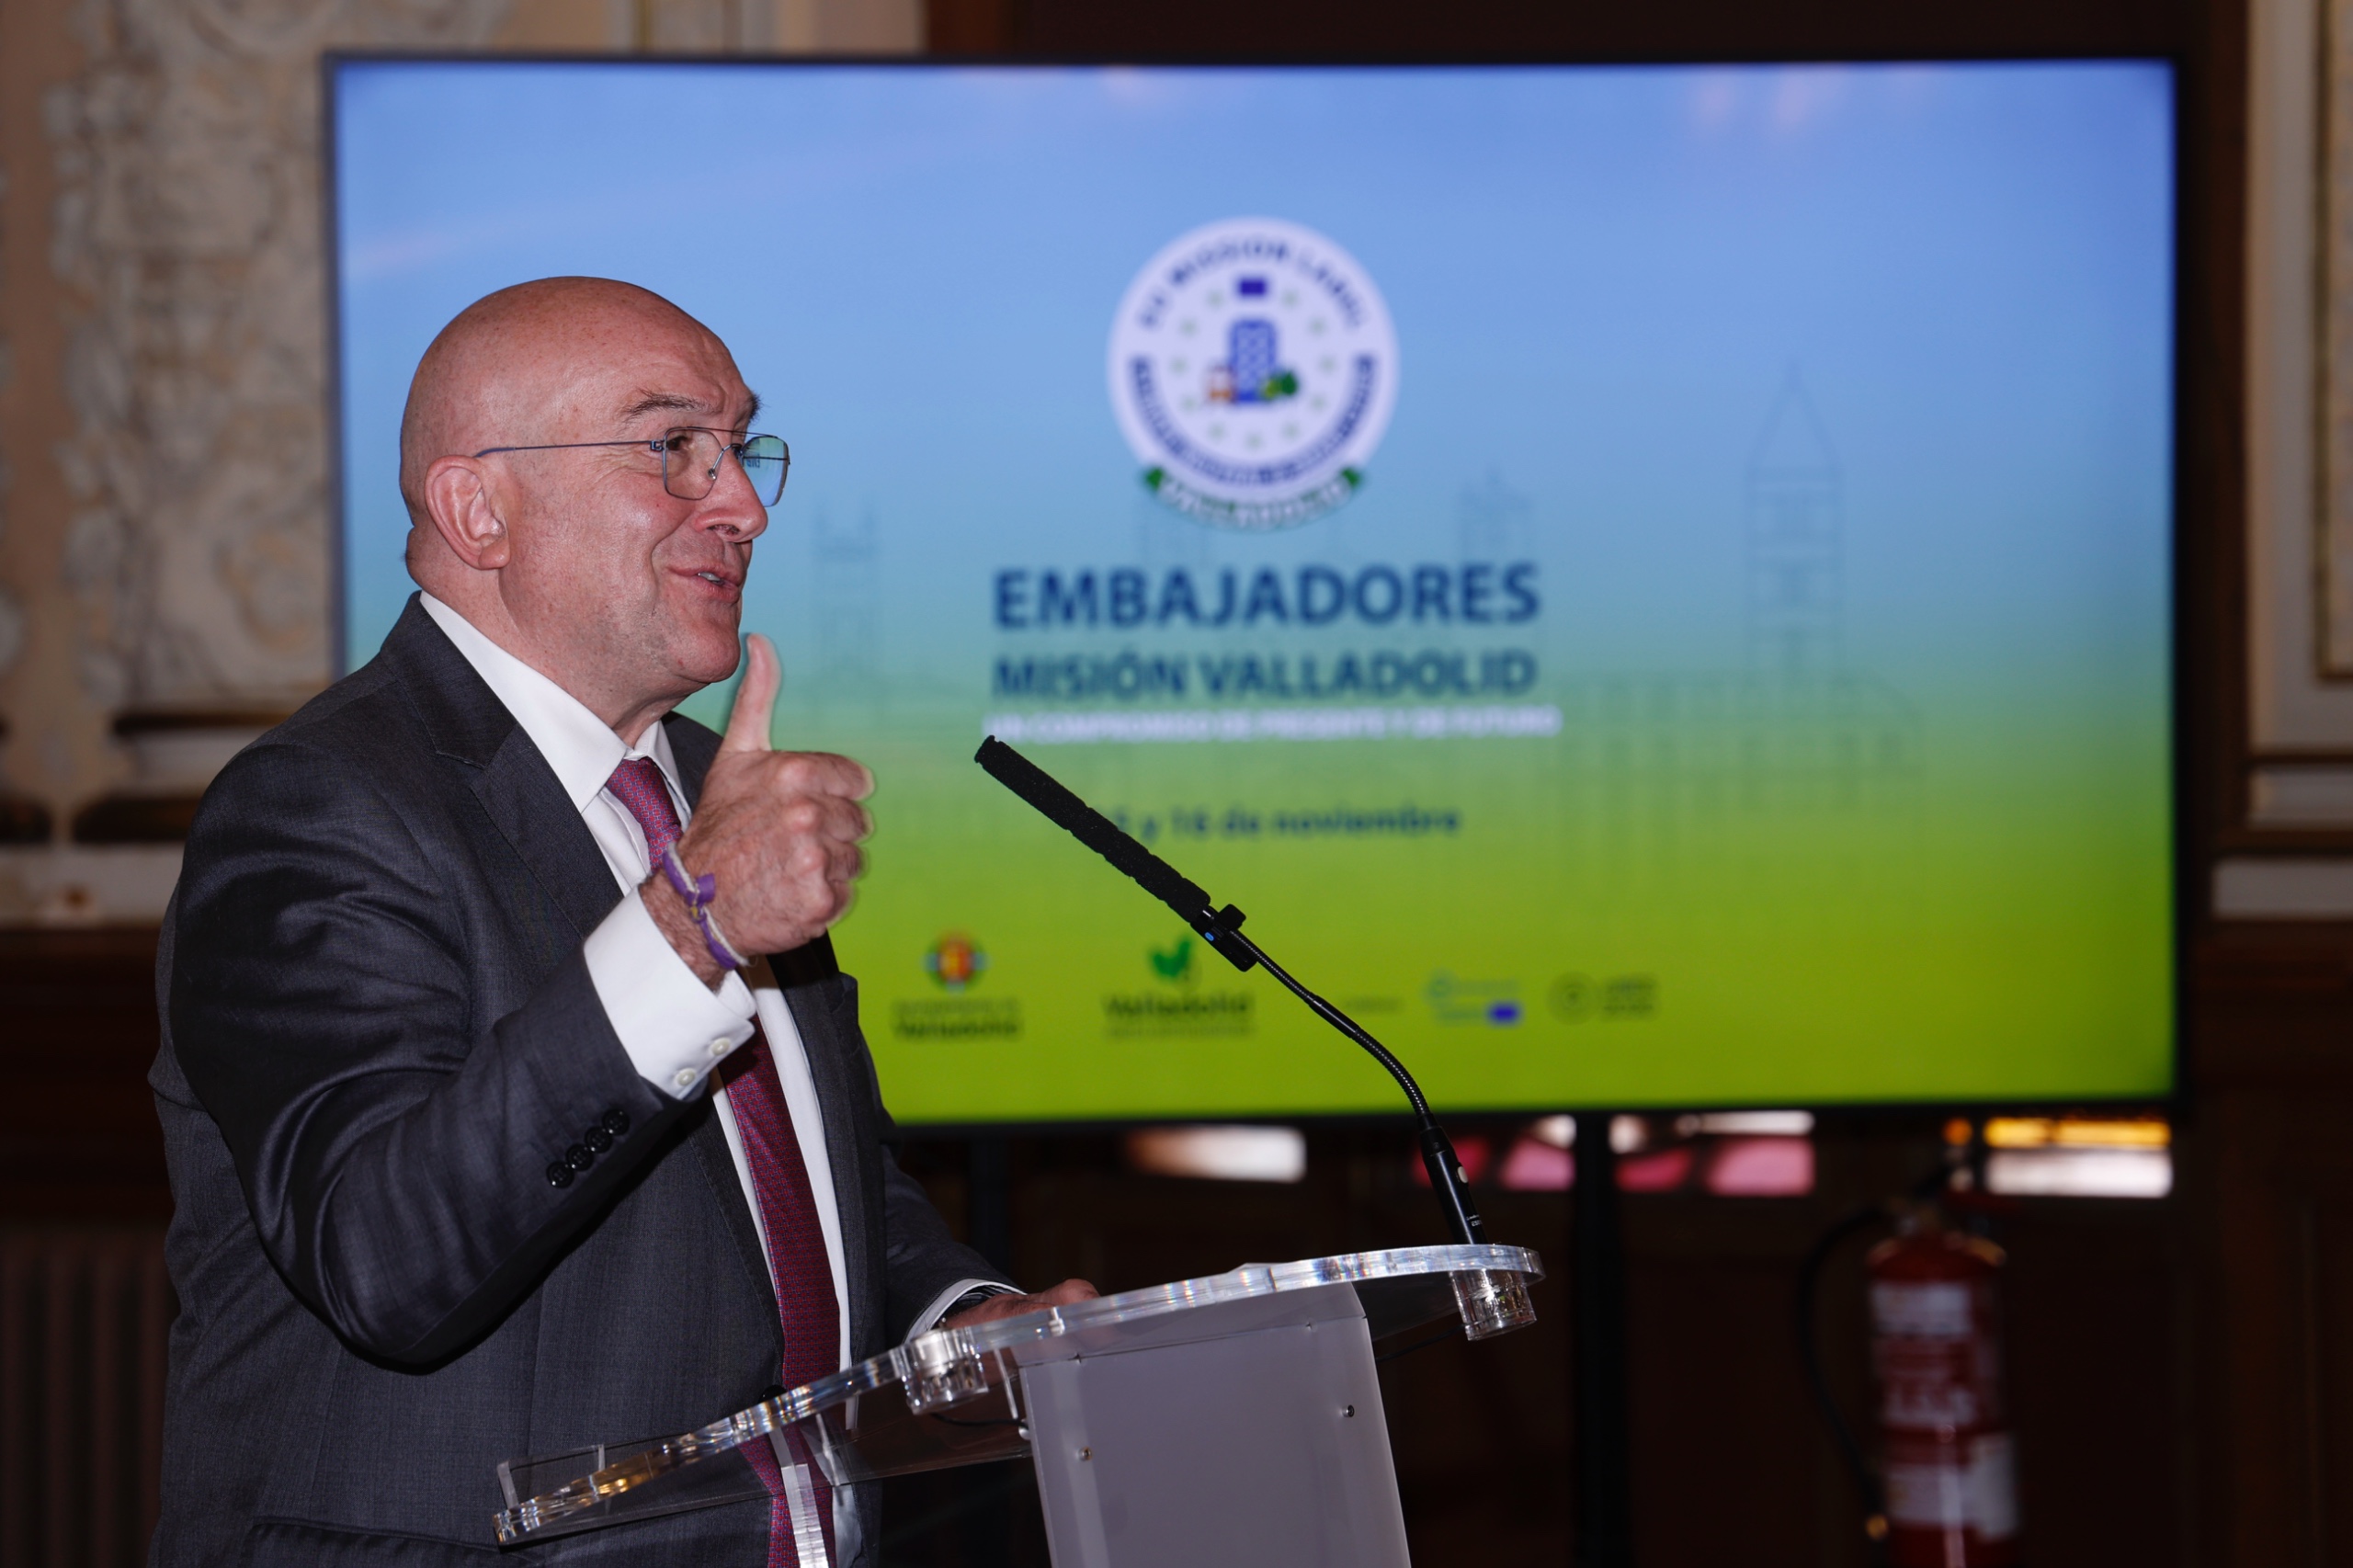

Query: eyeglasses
(472, 427), (790, 506)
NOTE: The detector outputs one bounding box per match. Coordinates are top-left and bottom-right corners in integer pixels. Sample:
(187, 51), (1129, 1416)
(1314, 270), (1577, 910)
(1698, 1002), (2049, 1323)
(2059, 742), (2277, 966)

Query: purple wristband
(659, 845), (749, 971)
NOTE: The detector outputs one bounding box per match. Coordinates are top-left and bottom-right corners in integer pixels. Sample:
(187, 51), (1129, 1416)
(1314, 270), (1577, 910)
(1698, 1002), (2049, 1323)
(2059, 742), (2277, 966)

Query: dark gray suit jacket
(150, 597), (1003, 1566)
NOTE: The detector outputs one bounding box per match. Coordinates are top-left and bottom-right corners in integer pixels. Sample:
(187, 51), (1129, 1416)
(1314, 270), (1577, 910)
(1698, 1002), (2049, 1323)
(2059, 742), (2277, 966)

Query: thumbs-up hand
(645, 634), (875, 985)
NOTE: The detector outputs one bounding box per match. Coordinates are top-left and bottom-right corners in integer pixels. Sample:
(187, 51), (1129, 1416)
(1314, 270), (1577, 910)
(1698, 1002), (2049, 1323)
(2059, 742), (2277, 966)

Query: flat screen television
(330, 58), (2177, 1122)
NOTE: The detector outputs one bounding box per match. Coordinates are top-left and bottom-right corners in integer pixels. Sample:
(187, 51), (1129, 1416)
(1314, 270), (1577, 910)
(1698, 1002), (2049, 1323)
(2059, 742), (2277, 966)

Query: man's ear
(422, 456), (513, 572)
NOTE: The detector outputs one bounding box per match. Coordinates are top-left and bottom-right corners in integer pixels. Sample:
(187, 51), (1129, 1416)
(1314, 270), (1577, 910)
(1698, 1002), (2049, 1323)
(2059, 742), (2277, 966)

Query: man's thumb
(721, 634), (779, 753)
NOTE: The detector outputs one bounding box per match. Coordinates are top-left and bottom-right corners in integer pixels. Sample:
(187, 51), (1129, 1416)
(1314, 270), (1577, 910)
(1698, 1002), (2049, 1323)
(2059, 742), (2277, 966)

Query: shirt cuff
(907, 1278), (1020, 1340)
(585, 888), (757, 1098)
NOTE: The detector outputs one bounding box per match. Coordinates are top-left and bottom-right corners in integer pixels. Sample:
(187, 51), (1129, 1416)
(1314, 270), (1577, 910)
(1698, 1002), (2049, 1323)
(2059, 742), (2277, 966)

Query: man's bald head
(398, 278), (738, 527)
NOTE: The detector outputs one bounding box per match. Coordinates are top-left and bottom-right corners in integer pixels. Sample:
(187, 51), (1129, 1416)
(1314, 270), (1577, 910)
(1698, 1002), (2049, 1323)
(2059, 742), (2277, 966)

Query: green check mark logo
(1149, 937), (1194, 983)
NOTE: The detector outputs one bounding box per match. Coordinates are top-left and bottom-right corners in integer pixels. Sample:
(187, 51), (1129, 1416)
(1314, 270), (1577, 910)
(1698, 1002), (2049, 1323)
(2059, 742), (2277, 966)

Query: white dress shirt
(418, 597), (991, 1373)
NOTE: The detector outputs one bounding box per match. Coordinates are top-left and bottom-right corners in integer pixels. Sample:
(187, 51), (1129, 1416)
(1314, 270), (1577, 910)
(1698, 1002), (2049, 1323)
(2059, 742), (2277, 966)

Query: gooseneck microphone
(974, 735), (1489, 1247)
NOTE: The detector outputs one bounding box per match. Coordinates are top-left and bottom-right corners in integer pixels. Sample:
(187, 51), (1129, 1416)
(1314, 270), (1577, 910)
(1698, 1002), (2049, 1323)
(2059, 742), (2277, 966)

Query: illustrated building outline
(813, 506), (881, 705)
(1745, 371), (1844, 679)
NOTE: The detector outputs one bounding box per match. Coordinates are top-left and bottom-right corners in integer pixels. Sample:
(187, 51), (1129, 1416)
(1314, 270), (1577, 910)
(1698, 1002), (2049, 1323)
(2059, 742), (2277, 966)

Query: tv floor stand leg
(1574, 1109), (1635, 1568)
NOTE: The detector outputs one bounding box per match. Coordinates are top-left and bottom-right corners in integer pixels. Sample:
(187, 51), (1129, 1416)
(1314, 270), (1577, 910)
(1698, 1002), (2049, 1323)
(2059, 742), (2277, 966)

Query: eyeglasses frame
(470, 426), (790, 506)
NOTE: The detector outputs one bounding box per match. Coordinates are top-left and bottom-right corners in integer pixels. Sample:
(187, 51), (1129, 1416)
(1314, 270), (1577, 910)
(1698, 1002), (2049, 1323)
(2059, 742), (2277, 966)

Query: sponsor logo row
(891, 932), (1657, 1042)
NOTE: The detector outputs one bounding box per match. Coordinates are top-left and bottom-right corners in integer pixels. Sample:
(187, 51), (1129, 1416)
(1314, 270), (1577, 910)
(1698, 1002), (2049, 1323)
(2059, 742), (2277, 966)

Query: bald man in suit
(151, 278), (1090, 1567)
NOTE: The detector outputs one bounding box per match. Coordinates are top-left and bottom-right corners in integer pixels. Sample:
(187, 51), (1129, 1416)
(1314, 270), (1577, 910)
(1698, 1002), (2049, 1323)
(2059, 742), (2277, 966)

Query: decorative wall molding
(2243, 0), (2353, 765)
(2245, 0), (2353, 847)
(38, 0), (918, 722)
(0, 166), (24, 691)
(0, 32), (63, 840)
(44, 0), (516, 719)
(2325, 0), (2353, 677)
(2215, 854), (2353, 915)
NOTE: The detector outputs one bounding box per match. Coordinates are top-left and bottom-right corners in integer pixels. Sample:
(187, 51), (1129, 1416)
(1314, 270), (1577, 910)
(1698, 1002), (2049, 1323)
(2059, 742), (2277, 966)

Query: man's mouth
(681, 567), (743, 597)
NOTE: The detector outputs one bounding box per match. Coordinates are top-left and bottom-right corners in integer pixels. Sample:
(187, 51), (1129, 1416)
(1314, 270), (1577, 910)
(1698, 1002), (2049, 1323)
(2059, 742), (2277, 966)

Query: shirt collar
(419, 593), (683, 813)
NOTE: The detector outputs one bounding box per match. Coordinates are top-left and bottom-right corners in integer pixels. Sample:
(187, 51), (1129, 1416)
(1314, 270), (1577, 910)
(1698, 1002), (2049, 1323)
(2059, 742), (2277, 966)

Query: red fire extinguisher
(1865, 1211), (2021, 1567)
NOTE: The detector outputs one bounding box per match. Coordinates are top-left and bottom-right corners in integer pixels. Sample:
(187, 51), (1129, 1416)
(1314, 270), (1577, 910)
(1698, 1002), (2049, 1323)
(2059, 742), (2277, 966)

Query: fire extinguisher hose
(1796, 1201), (1896, 1551)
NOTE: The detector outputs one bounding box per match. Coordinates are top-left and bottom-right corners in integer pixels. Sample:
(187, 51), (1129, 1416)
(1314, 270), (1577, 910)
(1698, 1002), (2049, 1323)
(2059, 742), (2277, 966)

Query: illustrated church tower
(1745, 372), (1844, 679)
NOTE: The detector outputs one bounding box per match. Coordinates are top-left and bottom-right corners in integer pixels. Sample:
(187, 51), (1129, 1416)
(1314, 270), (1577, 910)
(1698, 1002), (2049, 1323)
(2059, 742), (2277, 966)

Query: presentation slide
(335, 61), (2176, 1119)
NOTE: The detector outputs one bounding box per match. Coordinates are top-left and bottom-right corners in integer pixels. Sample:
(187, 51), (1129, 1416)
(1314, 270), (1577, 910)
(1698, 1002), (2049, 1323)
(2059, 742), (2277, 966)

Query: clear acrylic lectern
(493, 1244), (1541, 1566)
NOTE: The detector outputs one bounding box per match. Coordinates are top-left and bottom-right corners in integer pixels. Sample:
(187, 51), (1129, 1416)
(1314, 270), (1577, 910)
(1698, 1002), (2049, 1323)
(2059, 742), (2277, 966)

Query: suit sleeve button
(584, 1126), (614, 1153)
(603, 1108), (631, 1136)
(546, 1162), (575, 1189)
(565, 1143), (593, 1172)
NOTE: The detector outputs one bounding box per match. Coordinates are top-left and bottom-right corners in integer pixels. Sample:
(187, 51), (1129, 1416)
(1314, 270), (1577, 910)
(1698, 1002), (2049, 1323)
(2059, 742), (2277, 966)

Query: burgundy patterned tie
(606, 758), (842, 1564)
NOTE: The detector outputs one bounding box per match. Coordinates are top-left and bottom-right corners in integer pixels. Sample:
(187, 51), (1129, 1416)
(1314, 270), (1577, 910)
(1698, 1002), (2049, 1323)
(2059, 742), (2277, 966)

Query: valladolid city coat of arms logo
(1108, 217), (1399, 530)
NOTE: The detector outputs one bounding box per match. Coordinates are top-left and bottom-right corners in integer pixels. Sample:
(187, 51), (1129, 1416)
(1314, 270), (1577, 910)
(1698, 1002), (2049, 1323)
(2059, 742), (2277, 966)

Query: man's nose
(698, 449), (769, 540)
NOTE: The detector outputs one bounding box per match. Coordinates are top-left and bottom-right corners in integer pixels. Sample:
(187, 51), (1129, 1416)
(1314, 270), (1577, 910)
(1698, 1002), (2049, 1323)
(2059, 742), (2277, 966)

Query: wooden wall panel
(0, 1227), (172, 1568)
(2187, 1084), (2353, 1567)
(2307, 1187), (2353, 1563)
(0, 932), (167, 1222)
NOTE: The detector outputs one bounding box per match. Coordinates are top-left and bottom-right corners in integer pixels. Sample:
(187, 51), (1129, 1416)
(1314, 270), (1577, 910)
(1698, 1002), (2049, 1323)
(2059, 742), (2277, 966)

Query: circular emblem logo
(1108, 217), (1399, 531)
(924, 933), (987, 993)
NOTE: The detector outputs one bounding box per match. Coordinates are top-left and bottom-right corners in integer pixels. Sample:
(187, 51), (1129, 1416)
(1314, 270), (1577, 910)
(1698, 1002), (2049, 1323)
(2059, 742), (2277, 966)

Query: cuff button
(584, 1126), (614, 1153)
(546, 1162), (575, 1189)
(672, 1067), (698, 1091)
(565, 1143), (593, 1172)
(602, 1108), (631, 1136)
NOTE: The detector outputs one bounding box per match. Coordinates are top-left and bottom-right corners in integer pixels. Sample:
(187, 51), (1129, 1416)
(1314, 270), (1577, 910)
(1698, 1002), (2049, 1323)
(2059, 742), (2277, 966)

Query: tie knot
(607, 757), (684, 859)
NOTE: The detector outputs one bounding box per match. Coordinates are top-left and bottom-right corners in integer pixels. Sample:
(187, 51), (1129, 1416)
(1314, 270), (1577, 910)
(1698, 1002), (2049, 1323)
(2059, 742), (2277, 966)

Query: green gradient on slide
(728, 683), (2173, 1121)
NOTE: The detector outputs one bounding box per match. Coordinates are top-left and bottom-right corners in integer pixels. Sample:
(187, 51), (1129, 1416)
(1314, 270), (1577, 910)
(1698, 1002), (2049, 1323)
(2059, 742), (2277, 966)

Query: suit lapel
(468, 727), (623, 939)
(382, 596), (620, 941)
